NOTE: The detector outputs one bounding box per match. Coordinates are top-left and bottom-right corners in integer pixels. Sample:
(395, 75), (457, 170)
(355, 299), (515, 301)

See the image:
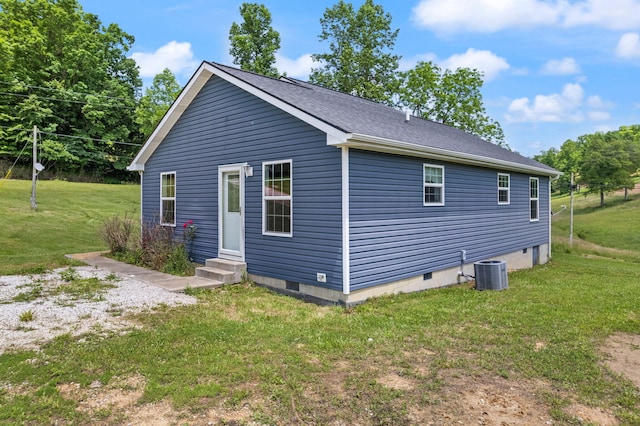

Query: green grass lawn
(1, 180), (639, 424)
(551, 189), (640, 252)
(0, 179), (139, 275)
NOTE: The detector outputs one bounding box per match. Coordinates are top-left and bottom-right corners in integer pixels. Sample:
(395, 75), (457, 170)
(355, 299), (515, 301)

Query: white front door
(218, 165), (244, 260)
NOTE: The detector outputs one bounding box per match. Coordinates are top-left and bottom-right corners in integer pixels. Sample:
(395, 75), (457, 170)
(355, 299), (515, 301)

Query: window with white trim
(498, 173), (510, 205)
(529, 177), (539, 221)
(263, 160), (292, 236)
(423, 164), (444, 206)
(160, 172), (176, 226)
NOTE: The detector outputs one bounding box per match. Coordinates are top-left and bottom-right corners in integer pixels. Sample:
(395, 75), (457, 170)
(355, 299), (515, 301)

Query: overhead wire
(0, 125), (142, 147)
(0, 90), (136, 109)
(0, 81), (134, 102)
(0, 131), (31, 188)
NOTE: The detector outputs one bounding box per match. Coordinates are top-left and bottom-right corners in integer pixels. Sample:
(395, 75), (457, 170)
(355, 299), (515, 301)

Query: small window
(530, 177), (539, 222)
(263, 160), (292, 236)
(160, 172), (176, 226)
(423, 164), (444, 206)
(498, 173), (510, 205)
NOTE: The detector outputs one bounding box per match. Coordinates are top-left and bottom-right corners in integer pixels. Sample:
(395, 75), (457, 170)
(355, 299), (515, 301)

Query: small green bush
(109, 217), (194, 276)
(19, 310), (35, 322)
(99, 213), (136, 254)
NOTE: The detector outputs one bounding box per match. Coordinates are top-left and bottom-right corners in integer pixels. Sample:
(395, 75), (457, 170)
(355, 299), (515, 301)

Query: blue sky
(80, 0), (640, 157)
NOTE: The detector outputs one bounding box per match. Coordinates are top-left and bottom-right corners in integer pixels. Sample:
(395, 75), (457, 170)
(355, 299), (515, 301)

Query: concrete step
(201, 258), (246, 283)
(195, 266), (237, 283)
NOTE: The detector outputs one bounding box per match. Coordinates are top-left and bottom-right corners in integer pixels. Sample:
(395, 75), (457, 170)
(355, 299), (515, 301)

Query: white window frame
(423, 164), (445, 206)
(530, 177), (539, 222)
(262, 159), (293, 237)
(160, 171), (176, 226)
(498, 173), (510, 205)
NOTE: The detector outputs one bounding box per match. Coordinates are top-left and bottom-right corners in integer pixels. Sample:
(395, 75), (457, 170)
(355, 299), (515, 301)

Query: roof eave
(336, 133), (561, 177)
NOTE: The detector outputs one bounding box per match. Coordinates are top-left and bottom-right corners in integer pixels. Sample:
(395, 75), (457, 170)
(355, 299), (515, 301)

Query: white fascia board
(335, 133), (561, 177)
(127, 62), (214, 171)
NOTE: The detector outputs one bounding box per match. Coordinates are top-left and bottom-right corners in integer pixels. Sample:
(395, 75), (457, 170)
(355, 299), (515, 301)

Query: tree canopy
(535, 126), (640, 205)
(135, 68), (182, 138)
(309, 0), (400, 105)
(0, 0), (142, 178)
(398, 61), (505, 146)
(229, 3), (281, 78)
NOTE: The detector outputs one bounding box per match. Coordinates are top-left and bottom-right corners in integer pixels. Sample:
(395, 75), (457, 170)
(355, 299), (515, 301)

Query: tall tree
(309, 0), (400, 105)
(228, 3), (281, 78)
(398, 61), (505, 146)
(136, 68), (182, 137)
(580, 132), (640, 207)
(0, 0), (141, 177)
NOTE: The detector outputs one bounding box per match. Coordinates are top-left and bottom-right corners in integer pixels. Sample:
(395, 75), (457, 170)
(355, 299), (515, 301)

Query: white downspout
(342, 146), (350, 295)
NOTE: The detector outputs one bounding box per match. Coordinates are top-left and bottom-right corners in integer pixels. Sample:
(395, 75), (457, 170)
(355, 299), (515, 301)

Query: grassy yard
(0, 180), (639, 424)
(0, 179), (139, 275)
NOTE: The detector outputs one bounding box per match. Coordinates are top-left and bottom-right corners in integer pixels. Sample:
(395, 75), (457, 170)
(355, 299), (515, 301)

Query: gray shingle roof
(208, 62), (557, 175)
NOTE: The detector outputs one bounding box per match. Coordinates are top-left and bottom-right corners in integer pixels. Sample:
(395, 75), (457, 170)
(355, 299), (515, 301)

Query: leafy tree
(136, 68), (182, 137)
(310, 0), (400, 105)
(579, 132), (640, 207)
(229, 3), (281, 78)
(398, 61), (505, 146)
(0, 0), (141, 178)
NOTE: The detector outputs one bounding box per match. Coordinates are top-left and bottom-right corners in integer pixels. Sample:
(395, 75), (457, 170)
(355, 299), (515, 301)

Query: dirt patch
(377, 371), (415, 391)
(565, 403), (619, 426)
(415, 373), (554, 425)
(601, 333), (640, 388)
(56, 374), (262, 425)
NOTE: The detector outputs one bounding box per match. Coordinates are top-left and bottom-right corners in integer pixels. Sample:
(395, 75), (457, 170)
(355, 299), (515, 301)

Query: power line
(0, 125), (142, 147)
(0, 90), (136, 109)
(0, 81), (134, 102)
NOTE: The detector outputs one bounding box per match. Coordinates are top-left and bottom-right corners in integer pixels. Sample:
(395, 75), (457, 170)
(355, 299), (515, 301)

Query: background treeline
(534, 125), (640, 206)
(0, 0), (180, 182)
(2, 0), (640, 190)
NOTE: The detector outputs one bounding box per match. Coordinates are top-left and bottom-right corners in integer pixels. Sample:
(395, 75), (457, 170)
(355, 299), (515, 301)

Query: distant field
(551, 188), (640, 252)
(0, 179), (139, 275)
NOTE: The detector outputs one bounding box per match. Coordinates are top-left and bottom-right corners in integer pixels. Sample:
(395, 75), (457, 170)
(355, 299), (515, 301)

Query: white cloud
(506, 83), (613, 123)
(399, 49), (509, 81)
(275, 53), (314, 79)
(563, 0), (640, 30)
(398, 53), (438, 72)
(441, 48), (509, 81)
(411, 0), (640, 33)
(131, 41), (199, 78)
(411, 0), (560, 33)
(616, 32), (640, 58)
(540, 57), (581, 75)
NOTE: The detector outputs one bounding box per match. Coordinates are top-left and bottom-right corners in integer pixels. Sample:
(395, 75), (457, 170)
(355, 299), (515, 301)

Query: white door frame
(218, 164), (245, 261)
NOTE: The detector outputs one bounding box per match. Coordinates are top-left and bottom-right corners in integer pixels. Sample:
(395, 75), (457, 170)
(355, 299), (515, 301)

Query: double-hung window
(160, 172), (176, 226)
(529, 177), (539, 222)
(263, 160), (292, 236)
(423, 164), (444, 206)
(498, 173), (510, 205)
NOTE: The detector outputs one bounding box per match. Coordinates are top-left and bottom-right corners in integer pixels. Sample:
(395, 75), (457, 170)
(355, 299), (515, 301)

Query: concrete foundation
(249, 244), (550, 306)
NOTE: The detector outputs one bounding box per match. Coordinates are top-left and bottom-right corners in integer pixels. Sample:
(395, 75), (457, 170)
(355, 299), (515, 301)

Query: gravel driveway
(0, 266), (196, 354)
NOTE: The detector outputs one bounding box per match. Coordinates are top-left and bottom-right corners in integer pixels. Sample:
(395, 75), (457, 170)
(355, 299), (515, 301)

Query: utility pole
(569, 172), (574, 246)
(30, 125), (38, 210)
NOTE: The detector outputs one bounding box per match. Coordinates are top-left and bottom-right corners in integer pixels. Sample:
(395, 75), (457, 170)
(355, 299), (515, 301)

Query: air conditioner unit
(474, 260), (508, 291)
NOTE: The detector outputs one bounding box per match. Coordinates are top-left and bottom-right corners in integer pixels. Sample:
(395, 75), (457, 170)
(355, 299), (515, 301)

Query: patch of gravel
(0, 266), (196, 354)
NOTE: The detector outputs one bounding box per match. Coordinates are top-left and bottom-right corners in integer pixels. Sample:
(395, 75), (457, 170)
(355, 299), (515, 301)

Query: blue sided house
(128, 61), (560, 305)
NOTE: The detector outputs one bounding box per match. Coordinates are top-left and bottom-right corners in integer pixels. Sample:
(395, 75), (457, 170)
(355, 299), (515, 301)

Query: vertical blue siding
(142, 76), (344, 290)
(349, 149), (550, 291)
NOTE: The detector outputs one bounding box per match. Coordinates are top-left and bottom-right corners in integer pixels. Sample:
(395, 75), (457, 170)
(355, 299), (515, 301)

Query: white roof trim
(337, 133), (561, 177)
(128, 62), (349, 171)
